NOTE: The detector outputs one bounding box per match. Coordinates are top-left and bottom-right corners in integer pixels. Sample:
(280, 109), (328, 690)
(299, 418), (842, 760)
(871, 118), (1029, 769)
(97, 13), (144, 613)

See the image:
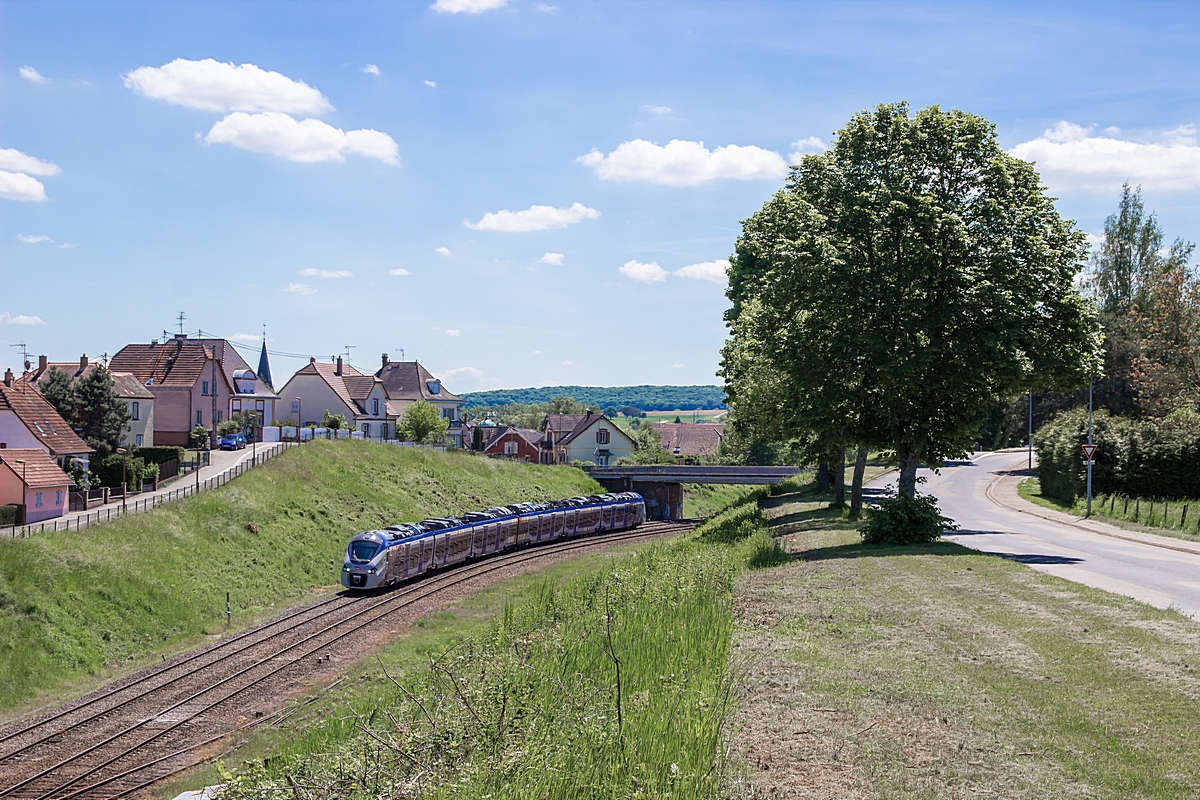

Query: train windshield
(349, 541), (379, 561)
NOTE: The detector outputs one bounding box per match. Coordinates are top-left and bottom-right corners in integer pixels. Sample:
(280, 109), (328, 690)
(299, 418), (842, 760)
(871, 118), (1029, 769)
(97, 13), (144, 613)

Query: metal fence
(5, 442), (295, 539)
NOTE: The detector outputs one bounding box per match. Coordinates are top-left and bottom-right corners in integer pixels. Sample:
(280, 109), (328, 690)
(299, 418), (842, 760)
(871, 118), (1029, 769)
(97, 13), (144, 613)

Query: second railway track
(0, 520), (692, 800)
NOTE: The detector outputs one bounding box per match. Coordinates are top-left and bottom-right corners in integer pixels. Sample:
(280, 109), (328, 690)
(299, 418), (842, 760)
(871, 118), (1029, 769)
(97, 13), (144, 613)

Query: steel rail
(4, 521), (687, 800)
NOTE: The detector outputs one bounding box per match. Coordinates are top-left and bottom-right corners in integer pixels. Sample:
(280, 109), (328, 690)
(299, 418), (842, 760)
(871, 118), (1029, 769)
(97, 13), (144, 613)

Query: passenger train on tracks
(341, 492), (647, 590)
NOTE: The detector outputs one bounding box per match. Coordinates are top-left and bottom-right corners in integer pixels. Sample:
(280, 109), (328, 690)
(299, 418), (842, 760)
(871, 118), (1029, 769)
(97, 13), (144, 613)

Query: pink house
(0, 448), (72, 524)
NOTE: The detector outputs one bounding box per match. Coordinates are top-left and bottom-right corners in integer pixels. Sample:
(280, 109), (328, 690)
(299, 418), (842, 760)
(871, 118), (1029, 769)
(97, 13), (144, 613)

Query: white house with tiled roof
(277, 356), (393, 439)
(375, 355), (464, 447)
(0, 369), (94, 471)
(20, 354), (156, 447)
(548, 411), (633, 466)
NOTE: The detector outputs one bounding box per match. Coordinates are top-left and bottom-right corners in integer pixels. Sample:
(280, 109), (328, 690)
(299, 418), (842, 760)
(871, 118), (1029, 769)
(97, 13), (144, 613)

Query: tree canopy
(723, 102), (1102, 496)
(398, 401), (449, 444)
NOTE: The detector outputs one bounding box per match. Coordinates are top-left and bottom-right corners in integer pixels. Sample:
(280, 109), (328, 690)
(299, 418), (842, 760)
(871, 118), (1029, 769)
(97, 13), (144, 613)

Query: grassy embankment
(203, 490), (785, 800)
(1018, 476), (1200, 542)
(0, 441), (601, 713)
(731, 491), (1200, 798)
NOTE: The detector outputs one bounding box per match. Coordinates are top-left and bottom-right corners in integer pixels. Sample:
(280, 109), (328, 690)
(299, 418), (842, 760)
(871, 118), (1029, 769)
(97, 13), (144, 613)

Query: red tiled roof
(652, 422), (725, 457)
(559, 414), (631, 447)
(376, 360), (462, 403)
(0, 383), (93, 456)
(287, 360), (379, 415)
(0, 448), (72, 488)
(110, 337), (226, 389)
(195, 339), (279, 399)
(20, 362), (154, 400)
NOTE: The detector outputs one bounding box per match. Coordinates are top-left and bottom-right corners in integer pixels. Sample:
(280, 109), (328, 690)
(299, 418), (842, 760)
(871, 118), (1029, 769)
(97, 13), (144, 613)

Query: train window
(350, 541), (379, 561)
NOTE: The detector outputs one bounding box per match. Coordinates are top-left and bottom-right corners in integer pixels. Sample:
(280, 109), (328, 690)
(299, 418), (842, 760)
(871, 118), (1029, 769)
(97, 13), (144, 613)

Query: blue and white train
(341, 492), (646, 590)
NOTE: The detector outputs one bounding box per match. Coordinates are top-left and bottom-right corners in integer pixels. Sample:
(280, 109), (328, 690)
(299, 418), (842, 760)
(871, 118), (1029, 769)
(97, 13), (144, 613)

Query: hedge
(134, 446), (185, 466)
(1035, 408), (1200, 503)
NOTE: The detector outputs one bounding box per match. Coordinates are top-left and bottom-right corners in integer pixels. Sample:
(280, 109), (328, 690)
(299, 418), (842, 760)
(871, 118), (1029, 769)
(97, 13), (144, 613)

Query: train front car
(342, 530), (390, 590)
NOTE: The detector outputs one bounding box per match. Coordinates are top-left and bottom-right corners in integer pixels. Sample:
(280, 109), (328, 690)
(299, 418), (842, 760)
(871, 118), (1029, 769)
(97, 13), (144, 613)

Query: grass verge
(1018, 477), (1200, 543)
(732, 494), (1200, 799)
(0, 441), (600, 713)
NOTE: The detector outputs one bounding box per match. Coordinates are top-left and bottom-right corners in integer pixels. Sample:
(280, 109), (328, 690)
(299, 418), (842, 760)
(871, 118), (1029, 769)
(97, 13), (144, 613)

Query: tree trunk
(849, 445), (868, 519)
(897, 448), (921, 498)
(816, 461), (830, 492)
(831, 448), (846, 508)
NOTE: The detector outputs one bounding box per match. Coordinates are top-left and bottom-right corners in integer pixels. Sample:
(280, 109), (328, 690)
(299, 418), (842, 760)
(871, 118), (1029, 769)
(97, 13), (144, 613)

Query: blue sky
(3, 1), (1199, 393)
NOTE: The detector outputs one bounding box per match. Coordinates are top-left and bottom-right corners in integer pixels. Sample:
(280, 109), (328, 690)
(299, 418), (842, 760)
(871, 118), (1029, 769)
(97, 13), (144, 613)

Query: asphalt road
(869, 451), (1200, 619)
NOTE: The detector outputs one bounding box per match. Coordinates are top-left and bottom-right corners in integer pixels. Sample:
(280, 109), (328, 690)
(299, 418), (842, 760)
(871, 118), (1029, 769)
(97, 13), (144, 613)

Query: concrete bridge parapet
(586, 465), (801, 521)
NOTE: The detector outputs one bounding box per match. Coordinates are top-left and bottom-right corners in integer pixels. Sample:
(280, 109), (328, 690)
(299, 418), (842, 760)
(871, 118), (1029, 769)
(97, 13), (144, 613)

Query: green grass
(683, 483), (758, 518)
(0, 441), (600, 713)
(207, 482), (782, 800)
(732, 495), (1200, 798)
(1019, 477), (1200, 542)
(611, 409), (726, 433)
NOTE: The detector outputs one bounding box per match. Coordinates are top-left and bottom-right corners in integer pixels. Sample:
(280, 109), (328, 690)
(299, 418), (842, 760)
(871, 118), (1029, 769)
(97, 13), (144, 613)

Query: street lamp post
(1028, 389), (1033, 471)
(116, 447), (128, 512)
(14, 460), (26, 524)
(1086, 381), (1094, 518)
(295, 397), (302, 443)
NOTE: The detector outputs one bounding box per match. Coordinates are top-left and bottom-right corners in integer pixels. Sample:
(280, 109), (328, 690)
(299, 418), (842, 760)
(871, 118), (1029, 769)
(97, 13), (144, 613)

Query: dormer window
(426, 379), (441, 395)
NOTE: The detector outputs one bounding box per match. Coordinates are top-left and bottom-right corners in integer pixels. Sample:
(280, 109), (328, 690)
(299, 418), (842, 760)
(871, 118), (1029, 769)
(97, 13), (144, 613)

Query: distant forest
(460, 385), (726, 411)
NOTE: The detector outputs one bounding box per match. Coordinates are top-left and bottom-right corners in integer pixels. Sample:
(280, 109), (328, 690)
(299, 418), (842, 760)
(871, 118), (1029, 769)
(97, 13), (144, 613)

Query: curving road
(869, 451), (1200, 619)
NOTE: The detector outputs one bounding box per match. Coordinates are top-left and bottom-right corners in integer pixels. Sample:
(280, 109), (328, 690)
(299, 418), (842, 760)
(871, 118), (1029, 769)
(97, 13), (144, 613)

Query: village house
(482, 425), (542, 461)
(277, 356), (393, 438)
(544, 410), (634, 466)
(0, 448), (73, 523)
(0, 370), (94, 471)
(538, 413), (587, 464)
(19, 355), (156, 447)
(109, 334), (278, 446)
(375, 356), (464, 447)
(651, 421), (725, 459)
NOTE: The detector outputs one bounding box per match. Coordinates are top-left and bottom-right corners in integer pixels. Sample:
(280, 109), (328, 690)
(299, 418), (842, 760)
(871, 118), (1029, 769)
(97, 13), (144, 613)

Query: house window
(504, 440), (518, 455)
(131, 401), (140, 420)
(202, 381), (209, 396)
(373, 398), (379, 415)
(56, 490), (62, 505)
(362, 422), (370, 436)
(255, 400), (264, 411)
(35, 492), (43, 508)
(215, 410), (223, 424)
(136, 434), (144, 446)
(596, 428), (609, 444)
(196, 410), (203, 426)
(232, 400), (242, 412)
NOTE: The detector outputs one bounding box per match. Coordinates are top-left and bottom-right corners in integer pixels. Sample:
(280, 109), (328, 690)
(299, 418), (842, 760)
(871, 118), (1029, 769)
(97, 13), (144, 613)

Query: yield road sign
(1082, 444), (1097, 460)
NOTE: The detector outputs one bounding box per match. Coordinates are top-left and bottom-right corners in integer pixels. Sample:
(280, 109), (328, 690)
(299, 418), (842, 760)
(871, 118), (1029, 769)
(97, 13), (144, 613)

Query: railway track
(0, 520), (692, 800)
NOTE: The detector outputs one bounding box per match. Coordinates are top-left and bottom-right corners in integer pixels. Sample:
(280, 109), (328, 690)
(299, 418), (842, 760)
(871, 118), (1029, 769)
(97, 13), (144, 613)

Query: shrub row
(133, 446), (186, 466)
(1035, 408), (1200, 503)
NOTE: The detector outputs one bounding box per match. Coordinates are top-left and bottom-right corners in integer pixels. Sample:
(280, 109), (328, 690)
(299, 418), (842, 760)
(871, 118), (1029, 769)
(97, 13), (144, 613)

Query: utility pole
(1086, 380), (1094, 518)
(210, 341), (219, 452)
(1028, 389), (1033, 471)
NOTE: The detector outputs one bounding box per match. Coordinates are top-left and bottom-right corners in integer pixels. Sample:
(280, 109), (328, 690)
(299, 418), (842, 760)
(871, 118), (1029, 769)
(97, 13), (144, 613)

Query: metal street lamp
(294, 397), (302, 443)
(14, 459), (26, 524)
(116, 447), (128, 512)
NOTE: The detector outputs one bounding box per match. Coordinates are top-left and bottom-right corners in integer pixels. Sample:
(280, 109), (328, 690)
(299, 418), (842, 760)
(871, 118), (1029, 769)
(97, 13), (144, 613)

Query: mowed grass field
(611, 408), (726, 433)
(0, 441), (600, 712)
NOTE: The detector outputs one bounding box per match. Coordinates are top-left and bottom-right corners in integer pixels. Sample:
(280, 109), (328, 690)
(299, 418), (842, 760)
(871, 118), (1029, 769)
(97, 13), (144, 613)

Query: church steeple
(257, 328), (273, 390)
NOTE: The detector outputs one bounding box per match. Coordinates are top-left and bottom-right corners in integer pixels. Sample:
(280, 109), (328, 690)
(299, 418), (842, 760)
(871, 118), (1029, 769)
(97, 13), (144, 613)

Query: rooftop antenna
(397, 347), (404, 361)
(176, 311), (187, 336)
(343, 344), (356, 363)
(9, 341), (30, 371)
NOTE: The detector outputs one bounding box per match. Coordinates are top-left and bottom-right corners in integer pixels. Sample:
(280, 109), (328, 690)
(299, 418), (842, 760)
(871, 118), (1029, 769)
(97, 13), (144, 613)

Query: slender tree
(38, 367), (76, 421)
(74, 366), (131, 451)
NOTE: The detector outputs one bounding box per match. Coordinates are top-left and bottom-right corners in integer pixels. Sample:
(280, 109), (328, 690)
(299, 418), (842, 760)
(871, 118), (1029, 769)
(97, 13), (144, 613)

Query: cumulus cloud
(446, 329), (461, 336)
(17, 234), (52, 244)
(789, 136), (828, 162)
(285, 282), (317, 295)
(424, 80), (438, 88)
(435, 246), (452, 256)
(19, 66), (47, 83)
(205, 112), (399, 165)
(362, 64), (381, 76)
(432, 0), (507, 12)
(620, 259), (668, 283)
(642, 104), (672, 115)
(124, 58), (332, 114)
(0, 171), (48, 202)
(672, 363), (685, 369)
(675, 259), (728, 283)
(539, 252), (565, 265)
(561, 360), (573, 366)
(465, 202), (600, 232)
(577, 139), (787, 187)
(1010, 121), (1200, 191)
(228, 332), (261, 343)
(389, 268), (411, 276)
(299, 268), (353, 278)
(0, 148), (62, 176)
(0, 312), (46, 325)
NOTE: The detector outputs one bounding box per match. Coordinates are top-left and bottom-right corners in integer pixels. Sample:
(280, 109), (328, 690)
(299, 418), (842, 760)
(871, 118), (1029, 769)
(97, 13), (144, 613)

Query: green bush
(1036, 408), (1200, 503)
(0, 505), (18, 526)
(860, 492), (957, 545)
(91, 454), (153, 489)
(134, 446), (185, 466)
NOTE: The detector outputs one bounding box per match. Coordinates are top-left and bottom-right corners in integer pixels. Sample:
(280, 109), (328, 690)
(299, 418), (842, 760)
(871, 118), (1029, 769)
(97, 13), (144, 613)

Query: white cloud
(55, 243), (78, 249)
(577, 139), (787, 187)
(205, 112), (400, 165)
(431, 0), (507, 12)
(672, 363), (686, 369)
(228, 332), (261, 343)
(675, 259), (728, 283)
(465, 202), (600, 232)
(0, 171), (48, 202)
(425, 80), (438, 88)
(789, 136), (828, 162)
(446, 329), (461, 336)
(0, 312), (46, 325)
(362, 64), (381, 76)
(539, 252), (565, 265)
(0, 148), (62, 176)
(299, 268), (353, 278)
(124, 58), (332, 114)
(620, 259), (668, 283)
(19, 66), (47, 84)
(533, 350), (542, 354)
(389, 268), (411, 276)
(642, 104), (672, 115)
(1010, 122), (1200, 191)
(435, 246), (452, 256)
(561, 360), (573, 366)
(285, 282), (317, 295)
(17, 234), (52, 244)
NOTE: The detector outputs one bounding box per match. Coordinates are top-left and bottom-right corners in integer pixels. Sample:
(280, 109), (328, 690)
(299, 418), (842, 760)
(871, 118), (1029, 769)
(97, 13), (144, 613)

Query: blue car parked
(219, 433), (247, 450)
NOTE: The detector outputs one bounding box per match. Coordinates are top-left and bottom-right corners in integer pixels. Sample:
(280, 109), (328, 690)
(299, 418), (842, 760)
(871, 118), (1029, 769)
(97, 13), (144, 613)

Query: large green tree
(724, 102), (1102, 497)
(74, 365), (131, 452)
(398, 401), (450, 444)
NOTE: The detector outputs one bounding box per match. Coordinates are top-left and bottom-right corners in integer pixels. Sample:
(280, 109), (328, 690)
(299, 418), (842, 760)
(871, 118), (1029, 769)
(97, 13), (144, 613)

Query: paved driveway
(869, 451), (1200, 618)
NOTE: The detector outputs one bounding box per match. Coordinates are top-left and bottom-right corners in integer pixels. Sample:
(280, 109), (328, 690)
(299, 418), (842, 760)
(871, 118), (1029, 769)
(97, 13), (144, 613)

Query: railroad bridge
(584, 465), (801, 520)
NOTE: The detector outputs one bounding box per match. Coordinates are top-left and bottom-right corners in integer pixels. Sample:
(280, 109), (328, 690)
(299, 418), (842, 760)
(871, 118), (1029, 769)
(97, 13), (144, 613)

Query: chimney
(336, 356), (343, 376)
(381, 353), (389, 369)
(310, 356), (316, 364)
(80, 354), (89, 370)
(175, 332), (188, 340)
(38, 355), (47, 372)
(586, 408), (593, 418)
(3, 369), (12, 387)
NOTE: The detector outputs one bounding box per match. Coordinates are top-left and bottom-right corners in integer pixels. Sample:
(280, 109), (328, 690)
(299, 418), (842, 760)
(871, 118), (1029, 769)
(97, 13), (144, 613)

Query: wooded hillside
(460, 385), (726, 411)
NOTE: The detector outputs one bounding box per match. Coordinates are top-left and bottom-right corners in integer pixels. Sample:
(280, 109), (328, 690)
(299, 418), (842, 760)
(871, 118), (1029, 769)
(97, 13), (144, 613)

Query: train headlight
(368, 568), (376, 574)
(342, 565), (350, 572)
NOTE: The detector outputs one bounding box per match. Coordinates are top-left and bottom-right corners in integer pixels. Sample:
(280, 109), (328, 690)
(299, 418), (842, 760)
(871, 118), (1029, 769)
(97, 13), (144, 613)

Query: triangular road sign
(1082, 444), (1097, 460)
